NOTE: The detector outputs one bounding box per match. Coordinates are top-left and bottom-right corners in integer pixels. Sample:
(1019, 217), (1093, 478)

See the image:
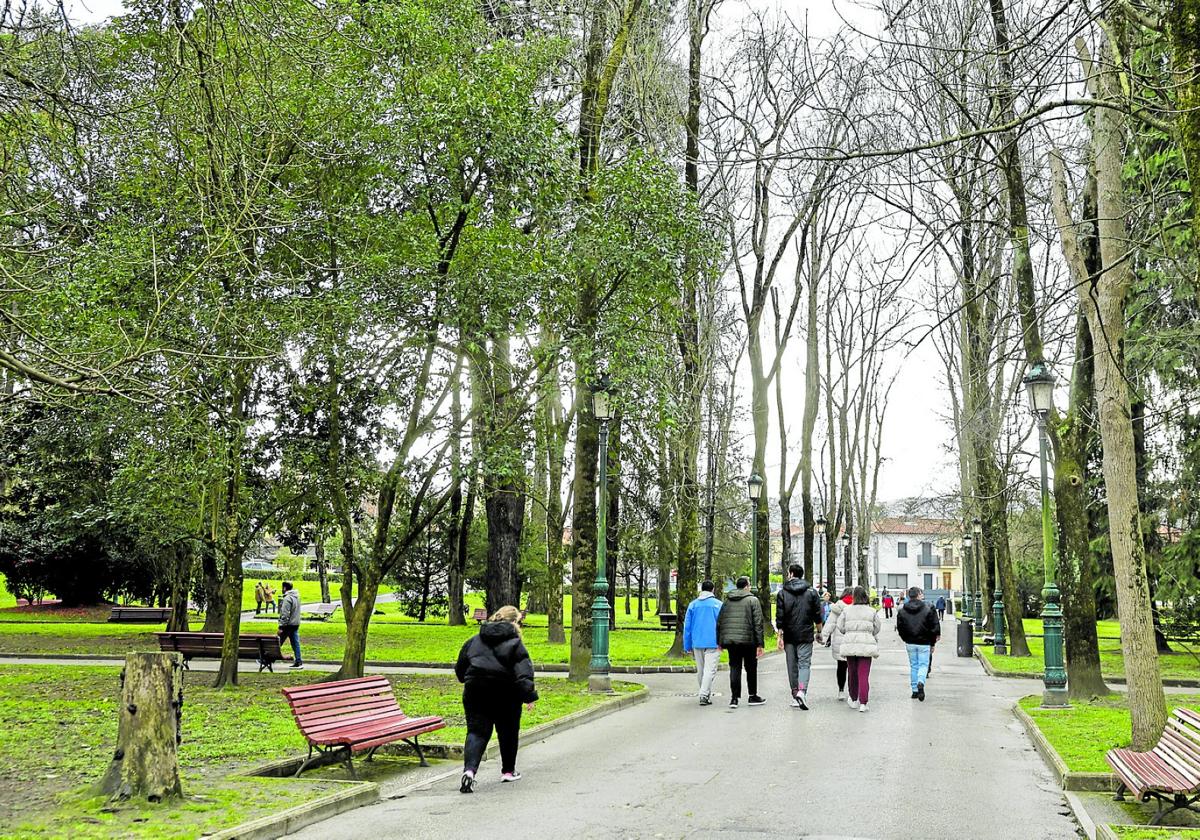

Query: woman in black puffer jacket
(454, 605), (538, 793)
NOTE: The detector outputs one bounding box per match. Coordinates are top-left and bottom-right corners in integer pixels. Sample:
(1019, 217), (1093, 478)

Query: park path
(239, 591), (401, 623)
(289, 617), (1080, 840)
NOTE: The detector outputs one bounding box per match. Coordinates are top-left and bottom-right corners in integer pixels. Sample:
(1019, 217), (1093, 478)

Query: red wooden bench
(472, 608), (488, 623)
(1107, 707), (1200, 825)
(282, 676), (446, 777)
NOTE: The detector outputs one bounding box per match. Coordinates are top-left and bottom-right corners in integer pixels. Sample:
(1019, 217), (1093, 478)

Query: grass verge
(1108, 828), (1200, 839)
(1018, 693), (1200, 773)
(981, 637), (1199, 681)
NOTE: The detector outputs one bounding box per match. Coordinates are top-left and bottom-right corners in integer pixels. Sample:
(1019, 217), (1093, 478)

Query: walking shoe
(289, 662), (304, 669)
(847, 696), (858, 710)
(917, 682), (926, 702)
(911, 690), (919, 699)
(459, 772), (476, 794)
(748, 695), (766, 706)
(796, 690), (809, 710)
(699, 696), (712, 706)
(837, 691), (845, 701)
(501, 772), (522, 783)
(789, 697), (801, 708)
(728, 698), (739, 709)
(858, 703), (868, 713)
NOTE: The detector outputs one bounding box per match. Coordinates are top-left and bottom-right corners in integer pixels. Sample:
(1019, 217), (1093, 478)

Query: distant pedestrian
(935, 594), (947, 621)
(896, 586), (941, 701)
(821, 591), (833, 624)
(820, 587), (854, 700)
(254, 581), (265, 615)
(264, 584), (277, 614)
(455, 605), (538, 793)
(836, 586), (881, 712)
(775, 563), (823, 710)
(277, 581), (303, 669)
(683, 580), (723, 706)
(882, 592), (895, 619)
(717, 576), (765, 709)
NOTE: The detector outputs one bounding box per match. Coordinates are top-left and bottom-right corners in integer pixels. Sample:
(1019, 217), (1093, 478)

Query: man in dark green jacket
(717, 576), (765, 709)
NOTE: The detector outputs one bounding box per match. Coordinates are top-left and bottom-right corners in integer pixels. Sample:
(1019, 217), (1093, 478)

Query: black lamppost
(589, 375), (614, 693)
(815, 513), (827, 589)
(973, 517), (984, 627)
(962, 533), (974, 619)
(748, 473), (764, 586)
(839, 533), (849, 589)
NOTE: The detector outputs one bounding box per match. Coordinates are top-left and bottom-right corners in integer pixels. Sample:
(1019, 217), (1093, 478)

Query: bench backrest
(282, 676), (403, 739)
(472, 608), (487, 620)
(1158, 708), (1200, 780)
(156, 632), (283, 658)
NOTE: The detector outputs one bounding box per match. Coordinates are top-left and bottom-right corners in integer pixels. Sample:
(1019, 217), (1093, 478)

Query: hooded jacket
(820, 599), (848, 661)
(683, 591), (721, 652)
(455, 621), (539, 703)
(896, 598), (941, 646)
(717, 589), (764, 647)
(775, 578), (823, 644)
(277, 589), (300, 628)
(836, 603), (882, 658)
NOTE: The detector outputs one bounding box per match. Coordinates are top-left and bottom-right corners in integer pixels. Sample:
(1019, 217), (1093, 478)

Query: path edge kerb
(225, 685), (650, 839)
(1011, 700), (1117, 792)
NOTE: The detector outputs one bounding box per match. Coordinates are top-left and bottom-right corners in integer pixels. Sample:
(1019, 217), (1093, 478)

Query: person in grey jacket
(277, 581), (303, 669)
(717, 576), (765, 709)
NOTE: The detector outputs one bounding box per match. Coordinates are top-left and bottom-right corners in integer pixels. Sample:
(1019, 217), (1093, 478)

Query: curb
(1012, 701), (1117, 792)
(975, 649), (1200, 688)
(205, 780), (379, 840)
(1094, 826), (1119, 840)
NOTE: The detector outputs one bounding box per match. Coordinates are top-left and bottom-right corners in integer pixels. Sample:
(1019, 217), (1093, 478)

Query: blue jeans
(282, 625), (302, 665)
(906, 643), (930, 691)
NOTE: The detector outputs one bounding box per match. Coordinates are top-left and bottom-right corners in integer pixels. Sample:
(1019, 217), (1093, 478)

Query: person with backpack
(836, 586), (882, 712)
(682, 580), (723, 706)
(774, 563), (823, 709)
(717, 576), (765, 709)
(276, 581), (303, 669)
(455, 606), (538, 793)
(896, 586), (941, 701)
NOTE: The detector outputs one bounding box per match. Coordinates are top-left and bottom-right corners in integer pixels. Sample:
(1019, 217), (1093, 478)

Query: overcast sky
(58, 0), (961, 506)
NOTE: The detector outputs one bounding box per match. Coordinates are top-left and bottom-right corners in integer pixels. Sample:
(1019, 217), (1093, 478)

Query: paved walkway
(289, 619), (1080, 840)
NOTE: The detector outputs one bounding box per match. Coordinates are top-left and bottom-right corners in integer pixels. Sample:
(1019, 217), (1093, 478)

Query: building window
(924, 573), (934, 591)
(943, 547), (953, 565)
(921, 541), (933, 562)
(897, 541), (907, 558)
(884, 574), (908, 591)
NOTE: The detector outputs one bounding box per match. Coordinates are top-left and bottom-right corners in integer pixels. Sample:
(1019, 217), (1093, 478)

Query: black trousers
(726, 644), (758, 700)
(884, 607), (893, 618)
(462, 683), (523, 775)
(836, 659), (848, 691)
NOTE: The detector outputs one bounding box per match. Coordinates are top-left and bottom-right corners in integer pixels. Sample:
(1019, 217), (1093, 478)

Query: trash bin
(957, 618), (974, 657)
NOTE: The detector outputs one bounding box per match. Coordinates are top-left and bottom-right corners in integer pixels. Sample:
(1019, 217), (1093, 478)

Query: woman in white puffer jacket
(835, 586), (882, 712)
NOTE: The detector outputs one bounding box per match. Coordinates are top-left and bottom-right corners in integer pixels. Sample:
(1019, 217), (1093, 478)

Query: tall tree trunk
(314, 538), (331, 605)
(447, 357), (466, 625)
(166, 543), (191, 633)
(99, 652), (183, 802)
(655, 424), (674, 617)
(544, 368), (567, 643)
(748, 319), (772, 625)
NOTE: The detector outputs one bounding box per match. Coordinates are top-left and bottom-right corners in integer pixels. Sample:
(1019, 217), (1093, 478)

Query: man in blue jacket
(683, 580), (722, 706)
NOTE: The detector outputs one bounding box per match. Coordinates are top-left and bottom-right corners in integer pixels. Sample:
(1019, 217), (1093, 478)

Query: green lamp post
(962, 533), (974, 620)
(973, 517), (984, 628)
(991, 513), (1007, 655)
(589, 374), (614, 694)
(1024, 362), (1069, 707)
(748, 472), (764, 586)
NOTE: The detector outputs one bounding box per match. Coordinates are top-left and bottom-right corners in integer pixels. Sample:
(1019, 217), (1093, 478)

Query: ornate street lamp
(973, 517), (984, 627)
(962, 534), (974, 620)
(589, 374), (614, 693)
(815, 513), (827, 590)
(1024, 361), (1068, 706)
(747, 473), (764, 590)
(839, 532), (850, 588)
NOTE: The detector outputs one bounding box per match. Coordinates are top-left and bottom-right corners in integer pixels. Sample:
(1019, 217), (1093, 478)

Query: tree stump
(99, 652), (184, 802)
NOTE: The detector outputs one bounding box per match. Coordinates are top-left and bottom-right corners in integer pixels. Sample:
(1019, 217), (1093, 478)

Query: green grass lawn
(1020, 617), (1122, 638)
(0, 616), (711, 666)
(0, 663), (637, 837)
(1019, 693), (1200, 773)
(1109, 828), (1200, 839)
(980, 636), (1199, 681)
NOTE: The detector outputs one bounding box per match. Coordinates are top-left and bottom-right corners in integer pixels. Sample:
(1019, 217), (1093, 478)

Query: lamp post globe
(589, 374), (614, 693)
(1024, 362), (1068, 707)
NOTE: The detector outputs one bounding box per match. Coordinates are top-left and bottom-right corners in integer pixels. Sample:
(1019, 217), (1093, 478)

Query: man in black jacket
(774, 563), (823, 709)
(896, 586), (940, 701)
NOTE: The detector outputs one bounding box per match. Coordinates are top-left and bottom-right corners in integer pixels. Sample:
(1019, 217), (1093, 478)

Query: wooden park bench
(109, 606), (172, 623)
(282, 675), (446, 777)
(302, 602), (340, 621)
(155, 631), (288, 673)
(658, 612), (678, 631)
(1107, 707), (1200, 825)
(472, 608), (528, 624)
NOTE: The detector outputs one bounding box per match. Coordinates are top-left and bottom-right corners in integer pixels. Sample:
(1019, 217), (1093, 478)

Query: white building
(867, 517), (963, 597)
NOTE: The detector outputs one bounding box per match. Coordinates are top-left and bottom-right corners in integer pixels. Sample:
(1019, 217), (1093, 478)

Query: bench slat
(294, 698), (403, 725)
(307, 716), (445, 747)
(286, 682), (393, 708)
(282, 676), (390, 702)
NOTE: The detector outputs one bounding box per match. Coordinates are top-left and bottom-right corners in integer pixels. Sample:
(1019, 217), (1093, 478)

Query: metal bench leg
(294, 746), (317, 777)
(404, 737), (429, 767)
(1113, 782), (1127, 802)
(364, 747), (380, 763)
(342, 747), (357, 780)
(1149, 793), (1200, 826)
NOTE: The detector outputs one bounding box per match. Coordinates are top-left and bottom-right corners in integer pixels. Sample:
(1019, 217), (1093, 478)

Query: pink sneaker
(500, 772), (522, 783)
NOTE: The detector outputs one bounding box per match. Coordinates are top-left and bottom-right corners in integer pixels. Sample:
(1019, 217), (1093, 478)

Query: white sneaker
(837, 691), (845, 701)
(847, 697), (858, 710)
(859, 703), (868, 713)
(789, 697), (801, 708)
(796, 689), (808, 710)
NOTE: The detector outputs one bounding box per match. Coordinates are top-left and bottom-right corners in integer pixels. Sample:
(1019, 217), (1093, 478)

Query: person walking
(882, 591), (895, 619)
(820, 587), (854, 700)
(264, 584), (277, 614)
(277, 581), (303, 669)
(717, 576), (765, 709)
(683, 580), (723, 706)
(896, 586), (941, 701)
(836, 586), (881, 712)
(454, 606), (538, 793)
(254, 581), (265, 616)
(935, 594), (947, 621)
(774, 563), (823, 709)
